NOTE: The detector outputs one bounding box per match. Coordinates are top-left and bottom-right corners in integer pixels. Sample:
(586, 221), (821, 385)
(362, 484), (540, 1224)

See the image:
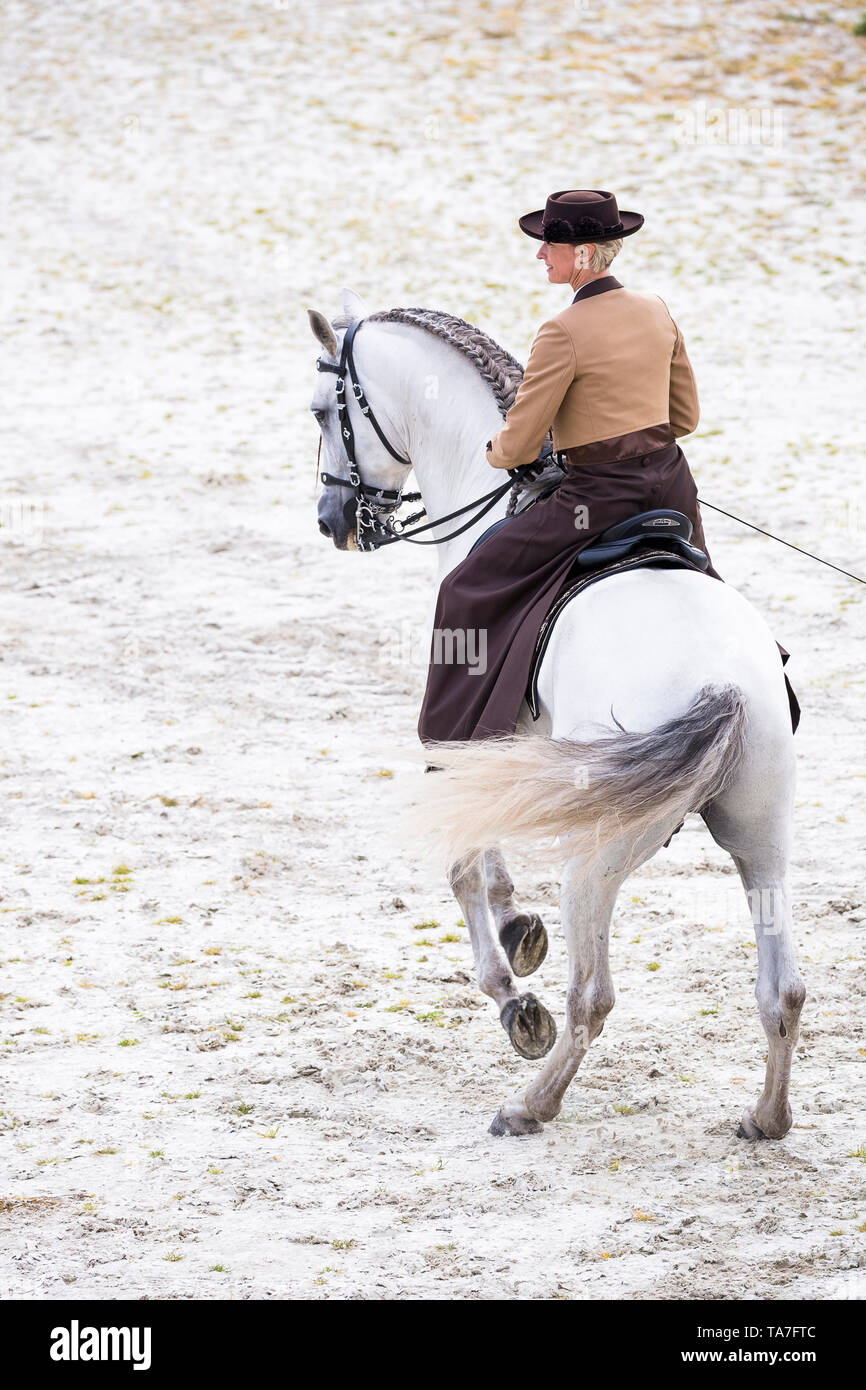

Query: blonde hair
(581, 238), (623, 274)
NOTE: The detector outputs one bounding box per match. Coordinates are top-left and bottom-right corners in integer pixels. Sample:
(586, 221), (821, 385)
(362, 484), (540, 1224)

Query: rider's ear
(342, 287), (370, 322)
(307, 308), (338, 357)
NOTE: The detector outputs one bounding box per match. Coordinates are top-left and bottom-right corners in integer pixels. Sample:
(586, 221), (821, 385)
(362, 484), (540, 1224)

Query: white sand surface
(1, 0), (864, 1299)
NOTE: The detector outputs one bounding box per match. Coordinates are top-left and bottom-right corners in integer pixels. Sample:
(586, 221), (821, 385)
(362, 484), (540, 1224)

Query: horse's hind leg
(734, 868), (805, 1140)
(703, 744), (806, 1140)
(484, 847), (548, 977)
(449, 853), (556, 1062)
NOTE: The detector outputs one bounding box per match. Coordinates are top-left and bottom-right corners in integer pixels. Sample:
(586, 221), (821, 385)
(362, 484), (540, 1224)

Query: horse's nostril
(318, 519), (332, 538)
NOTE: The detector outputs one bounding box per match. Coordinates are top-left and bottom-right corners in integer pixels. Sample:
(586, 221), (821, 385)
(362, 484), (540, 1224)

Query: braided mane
(332, 306), (525, 416)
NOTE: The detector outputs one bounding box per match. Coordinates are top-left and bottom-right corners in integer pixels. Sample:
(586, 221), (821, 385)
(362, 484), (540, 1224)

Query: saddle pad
(525, 550), (706, 720)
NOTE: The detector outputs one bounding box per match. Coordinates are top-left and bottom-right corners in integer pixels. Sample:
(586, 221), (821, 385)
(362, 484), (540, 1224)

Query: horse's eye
(312, 408), (326, 424)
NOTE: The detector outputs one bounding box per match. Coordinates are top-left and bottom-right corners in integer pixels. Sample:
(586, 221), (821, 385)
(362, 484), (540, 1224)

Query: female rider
(418, 189), (803, 751)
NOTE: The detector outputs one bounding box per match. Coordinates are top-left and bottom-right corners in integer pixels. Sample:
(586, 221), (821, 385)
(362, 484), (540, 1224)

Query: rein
(314, 316), (865, 584)
(315, 317), (515, 551)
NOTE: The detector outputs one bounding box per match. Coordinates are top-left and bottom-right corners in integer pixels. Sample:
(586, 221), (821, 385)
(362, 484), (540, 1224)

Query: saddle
(575, 509), (708, 571)
(470, 506), (708, 570)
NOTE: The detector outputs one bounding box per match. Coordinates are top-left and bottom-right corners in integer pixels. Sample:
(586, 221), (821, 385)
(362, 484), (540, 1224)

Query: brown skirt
(417, 442), (799, 744)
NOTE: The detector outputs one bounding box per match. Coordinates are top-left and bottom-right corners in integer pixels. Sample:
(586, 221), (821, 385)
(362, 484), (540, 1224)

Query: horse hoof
(489, 1106), (543, 1137)
(736, 1108), (768, 1141)
(500, 994), (557, 1060)
(499, 912), (549, 978)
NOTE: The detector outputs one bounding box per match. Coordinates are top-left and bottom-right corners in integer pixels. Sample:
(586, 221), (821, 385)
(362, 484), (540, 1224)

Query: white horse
(308, 287), (805, 1142)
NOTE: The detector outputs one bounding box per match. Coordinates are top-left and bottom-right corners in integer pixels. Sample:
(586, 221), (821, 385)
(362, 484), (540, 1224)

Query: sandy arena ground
(1, 0), (865, 1300)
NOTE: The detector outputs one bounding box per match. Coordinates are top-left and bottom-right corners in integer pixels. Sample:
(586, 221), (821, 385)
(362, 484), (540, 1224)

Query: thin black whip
(699, 499), (865, 585)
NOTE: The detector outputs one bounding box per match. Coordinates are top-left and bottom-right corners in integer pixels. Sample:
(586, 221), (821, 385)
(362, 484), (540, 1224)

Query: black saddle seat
(577, 509), (708, 571)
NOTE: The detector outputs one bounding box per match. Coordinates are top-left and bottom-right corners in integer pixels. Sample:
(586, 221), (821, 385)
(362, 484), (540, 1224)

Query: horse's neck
(385, 327), (512, 576)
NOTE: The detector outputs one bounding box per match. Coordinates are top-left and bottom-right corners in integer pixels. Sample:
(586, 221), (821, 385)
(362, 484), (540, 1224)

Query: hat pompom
(541, 214), (607, 243)
(571, 215), (607, 237)
(540, 217), (577, 243)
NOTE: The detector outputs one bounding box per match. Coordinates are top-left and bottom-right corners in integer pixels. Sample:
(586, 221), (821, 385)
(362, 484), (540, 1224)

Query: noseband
(315, 318), (514, 551)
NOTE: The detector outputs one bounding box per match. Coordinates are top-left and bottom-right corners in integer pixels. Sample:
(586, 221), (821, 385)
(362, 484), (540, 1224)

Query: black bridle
(315, 318), (515, 551)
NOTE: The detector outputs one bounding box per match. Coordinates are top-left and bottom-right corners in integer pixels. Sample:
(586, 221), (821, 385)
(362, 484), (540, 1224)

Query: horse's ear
(342, 287), (370, 321)
(307, 308), (337, 358)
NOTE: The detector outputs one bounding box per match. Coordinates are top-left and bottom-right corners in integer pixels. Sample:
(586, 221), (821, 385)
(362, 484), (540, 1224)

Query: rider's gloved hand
(508, 462), (542, 484)
(507, 435), (554, 484)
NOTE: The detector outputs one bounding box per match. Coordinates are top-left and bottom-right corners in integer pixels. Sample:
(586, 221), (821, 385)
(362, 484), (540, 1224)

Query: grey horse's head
(307, 288), (409, 551)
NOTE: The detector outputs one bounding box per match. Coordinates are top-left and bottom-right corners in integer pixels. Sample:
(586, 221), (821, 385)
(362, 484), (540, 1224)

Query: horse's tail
(412, 684), (748, 868)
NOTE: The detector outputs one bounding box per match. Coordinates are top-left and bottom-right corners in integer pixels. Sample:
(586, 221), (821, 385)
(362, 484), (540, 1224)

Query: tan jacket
(486, 277), (700, 469)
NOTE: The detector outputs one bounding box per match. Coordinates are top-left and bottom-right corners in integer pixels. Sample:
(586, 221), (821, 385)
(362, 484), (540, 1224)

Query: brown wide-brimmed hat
(518, 188), (644, 243)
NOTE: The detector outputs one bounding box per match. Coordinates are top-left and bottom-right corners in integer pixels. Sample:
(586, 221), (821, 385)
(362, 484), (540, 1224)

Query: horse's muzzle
(317, 493), (357, 550)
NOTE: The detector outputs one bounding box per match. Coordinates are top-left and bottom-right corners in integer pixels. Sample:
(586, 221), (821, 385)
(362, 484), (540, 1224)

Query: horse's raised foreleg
(490, 847), (629, 1136)
(448, 852), (556, 1062)
(484, 847), (548, 977)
